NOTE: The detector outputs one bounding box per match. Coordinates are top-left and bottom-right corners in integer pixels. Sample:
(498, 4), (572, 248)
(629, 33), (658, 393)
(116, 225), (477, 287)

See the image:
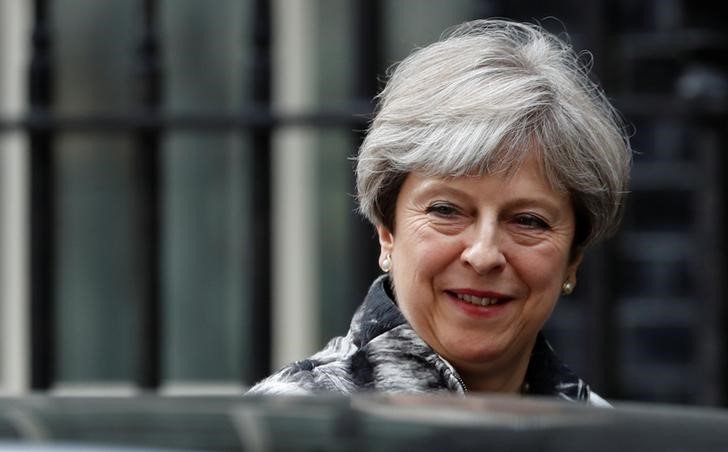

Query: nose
(460, 221), (507, 274)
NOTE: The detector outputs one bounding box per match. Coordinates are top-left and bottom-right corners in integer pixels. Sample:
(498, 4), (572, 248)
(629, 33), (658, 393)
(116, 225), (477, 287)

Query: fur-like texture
(247, 276), (609, 407)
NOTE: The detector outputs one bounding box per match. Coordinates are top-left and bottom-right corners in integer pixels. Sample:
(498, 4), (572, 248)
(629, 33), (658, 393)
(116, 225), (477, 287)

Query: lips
(454, 292), (500, 306)
(446, 289), (513, 308)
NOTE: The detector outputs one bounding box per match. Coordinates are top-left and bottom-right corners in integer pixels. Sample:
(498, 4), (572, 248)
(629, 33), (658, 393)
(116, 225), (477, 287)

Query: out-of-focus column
(0, 0), (30, 395)
(271, 0), (319, 368)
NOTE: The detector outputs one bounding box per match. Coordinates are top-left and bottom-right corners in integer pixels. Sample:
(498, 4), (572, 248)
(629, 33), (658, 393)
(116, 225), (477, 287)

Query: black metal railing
(8, 0), (376, 391)
(134, 0), (162, 390)
(248, 0), (273, 385)
(28, 0), (55, 391)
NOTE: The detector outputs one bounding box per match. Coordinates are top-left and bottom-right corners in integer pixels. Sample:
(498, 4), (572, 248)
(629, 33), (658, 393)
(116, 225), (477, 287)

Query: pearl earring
(562, 281), (574, 295)
(380, 254), (392, 273)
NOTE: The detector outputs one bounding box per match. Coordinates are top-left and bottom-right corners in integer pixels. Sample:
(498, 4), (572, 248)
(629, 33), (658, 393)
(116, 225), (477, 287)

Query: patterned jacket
(248, 275), (609, 407)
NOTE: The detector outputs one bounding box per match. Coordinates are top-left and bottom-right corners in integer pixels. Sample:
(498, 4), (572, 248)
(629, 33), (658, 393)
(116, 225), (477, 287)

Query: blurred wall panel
(160, 0), (253, 387)
(0, 0), (30, 395)
(52, 0), (141, 386)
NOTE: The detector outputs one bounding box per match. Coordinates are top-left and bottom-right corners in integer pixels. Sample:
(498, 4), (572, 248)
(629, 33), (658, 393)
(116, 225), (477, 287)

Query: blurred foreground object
(0, 395), (725, 451)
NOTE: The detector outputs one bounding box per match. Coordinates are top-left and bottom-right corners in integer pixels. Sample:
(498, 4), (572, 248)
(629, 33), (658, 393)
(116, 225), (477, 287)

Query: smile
(446, 289), (512, 308)
(455, 293), (501, 306)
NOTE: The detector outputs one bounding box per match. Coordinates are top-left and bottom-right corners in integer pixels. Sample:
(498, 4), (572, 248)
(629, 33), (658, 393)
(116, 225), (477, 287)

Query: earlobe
(563, 253), (583, 294)
(376, 224), (394, 267)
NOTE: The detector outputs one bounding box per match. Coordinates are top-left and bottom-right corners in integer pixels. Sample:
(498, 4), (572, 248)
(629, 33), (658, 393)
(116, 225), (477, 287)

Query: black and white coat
(248, 275), (609, 407)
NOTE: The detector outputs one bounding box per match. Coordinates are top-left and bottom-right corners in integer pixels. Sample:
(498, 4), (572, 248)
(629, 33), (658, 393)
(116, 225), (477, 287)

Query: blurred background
(0, 0), (726, 406)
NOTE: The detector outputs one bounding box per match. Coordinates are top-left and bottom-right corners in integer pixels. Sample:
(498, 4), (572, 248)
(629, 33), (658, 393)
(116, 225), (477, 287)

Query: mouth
(446, 290), (513, 307)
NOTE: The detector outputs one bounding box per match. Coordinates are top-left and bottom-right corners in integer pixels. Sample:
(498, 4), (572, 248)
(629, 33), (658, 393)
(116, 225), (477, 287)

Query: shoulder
(246, 336), (361, 395)
(246, 360), (340, 395)
(247, 277), (407, 396)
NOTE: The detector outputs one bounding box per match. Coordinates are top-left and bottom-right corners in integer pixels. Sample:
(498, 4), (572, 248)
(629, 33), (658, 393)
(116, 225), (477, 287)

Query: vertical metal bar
(695, 128), (725, 405)
(28, 0), (54, 391)
(136, 0), (162, 389)
(249, 0), (272, 382)
(579, 0), (619, 397)
(582, 246), (618, 395)
(350, 0), (382, 310)
(721, 124), (728, 407)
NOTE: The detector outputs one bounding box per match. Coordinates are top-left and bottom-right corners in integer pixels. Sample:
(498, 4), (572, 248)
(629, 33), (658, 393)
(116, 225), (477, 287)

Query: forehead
(403, 154), (569, 203)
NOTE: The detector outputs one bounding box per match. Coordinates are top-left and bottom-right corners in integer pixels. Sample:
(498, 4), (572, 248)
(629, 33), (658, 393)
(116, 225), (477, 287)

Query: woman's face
(376, 155), (581, 391)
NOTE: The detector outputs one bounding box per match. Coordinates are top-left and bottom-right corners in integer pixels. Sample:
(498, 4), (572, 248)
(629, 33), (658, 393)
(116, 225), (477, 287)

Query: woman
(248, 19), (630, 406)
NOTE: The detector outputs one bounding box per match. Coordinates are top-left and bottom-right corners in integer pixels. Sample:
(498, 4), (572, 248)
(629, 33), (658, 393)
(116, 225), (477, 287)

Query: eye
(425, 202), (459, 217)
(514, 213), (550, 229)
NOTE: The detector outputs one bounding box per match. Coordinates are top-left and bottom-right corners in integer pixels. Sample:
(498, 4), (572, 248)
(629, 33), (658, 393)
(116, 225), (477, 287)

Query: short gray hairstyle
(355, 19), (631, 252)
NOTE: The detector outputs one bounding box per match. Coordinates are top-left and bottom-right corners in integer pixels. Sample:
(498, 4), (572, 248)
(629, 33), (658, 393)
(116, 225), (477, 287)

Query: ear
(376, 224), (394, 268)
(565, 252), (583, 286)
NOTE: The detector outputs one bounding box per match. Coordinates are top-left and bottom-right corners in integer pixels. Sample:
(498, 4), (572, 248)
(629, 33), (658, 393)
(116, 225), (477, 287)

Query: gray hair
(355, 19), (632, 252)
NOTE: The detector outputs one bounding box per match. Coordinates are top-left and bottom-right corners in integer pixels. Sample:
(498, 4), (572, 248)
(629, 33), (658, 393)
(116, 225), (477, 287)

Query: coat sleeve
(245, 359), (327, 395)
(246, 335), (360, 395)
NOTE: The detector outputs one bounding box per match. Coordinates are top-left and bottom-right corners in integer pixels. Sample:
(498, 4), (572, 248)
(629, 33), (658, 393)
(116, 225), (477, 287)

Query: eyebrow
(409, 181), (473, 207)
(412, 180), (568, 218)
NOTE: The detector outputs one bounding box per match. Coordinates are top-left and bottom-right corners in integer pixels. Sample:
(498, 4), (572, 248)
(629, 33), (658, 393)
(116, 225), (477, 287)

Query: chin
(447, 342), (508, 366)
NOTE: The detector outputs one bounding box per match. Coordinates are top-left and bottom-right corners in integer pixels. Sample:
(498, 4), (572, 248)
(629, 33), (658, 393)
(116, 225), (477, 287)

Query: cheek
(401, 232), (461, 273)
(509, 244), (570, 290)
(391, 232), (462, 301)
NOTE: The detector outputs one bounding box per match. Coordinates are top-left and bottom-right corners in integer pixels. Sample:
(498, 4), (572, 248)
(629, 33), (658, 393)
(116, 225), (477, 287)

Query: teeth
(456, 293), (499, 306)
